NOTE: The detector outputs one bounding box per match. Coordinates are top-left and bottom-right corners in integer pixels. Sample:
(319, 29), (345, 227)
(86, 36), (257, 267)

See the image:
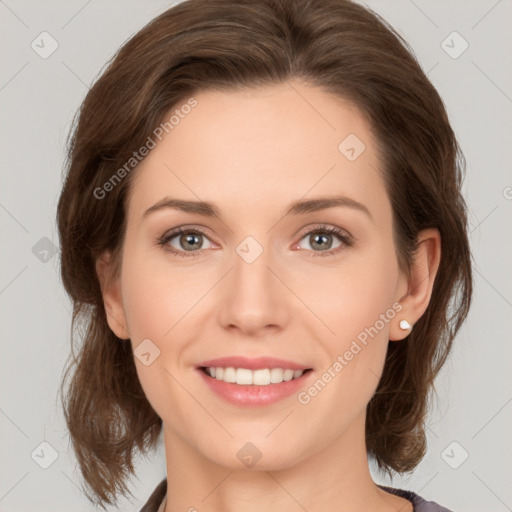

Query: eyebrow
(142, 195), (372, 221)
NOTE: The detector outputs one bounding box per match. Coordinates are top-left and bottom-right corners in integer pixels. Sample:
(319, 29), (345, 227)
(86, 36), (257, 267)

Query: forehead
(127, 81), (388, 223)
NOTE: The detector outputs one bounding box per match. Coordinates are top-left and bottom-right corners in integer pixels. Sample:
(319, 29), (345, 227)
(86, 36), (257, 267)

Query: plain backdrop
(1, 1), (511, 511)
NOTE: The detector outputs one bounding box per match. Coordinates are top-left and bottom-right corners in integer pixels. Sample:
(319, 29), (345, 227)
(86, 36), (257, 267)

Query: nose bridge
(218, 233), (288, 333)
(232, 234), (277, 304)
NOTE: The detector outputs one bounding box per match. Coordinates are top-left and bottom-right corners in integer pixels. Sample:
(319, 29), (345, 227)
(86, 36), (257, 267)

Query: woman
(56, 0), (472, 511)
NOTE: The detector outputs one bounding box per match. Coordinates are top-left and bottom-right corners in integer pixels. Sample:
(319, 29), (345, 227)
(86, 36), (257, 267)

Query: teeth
(236, 368), (252, 385)
(205, 367), (306, 385)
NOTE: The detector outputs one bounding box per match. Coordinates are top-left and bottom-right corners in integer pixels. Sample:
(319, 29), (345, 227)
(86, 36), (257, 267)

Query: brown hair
(57, 0), (472, 508)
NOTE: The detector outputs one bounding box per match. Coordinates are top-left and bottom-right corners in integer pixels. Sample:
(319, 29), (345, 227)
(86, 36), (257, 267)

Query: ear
(95, 251), (130, 340)
(389, 228), (441, 341)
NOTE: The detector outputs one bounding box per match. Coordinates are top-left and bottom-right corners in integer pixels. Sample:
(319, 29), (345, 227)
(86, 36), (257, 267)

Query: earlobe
(95, 251), (130, 340)
(389, 228), (441, 341)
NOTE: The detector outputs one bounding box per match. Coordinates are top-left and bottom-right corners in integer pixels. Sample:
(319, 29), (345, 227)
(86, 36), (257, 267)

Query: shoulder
(139, 478), (167, 512)
(378, 484), (455, 512)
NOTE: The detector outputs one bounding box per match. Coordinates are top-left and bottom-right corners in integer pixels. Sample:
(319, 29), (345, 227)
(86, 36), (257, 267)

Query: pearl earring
(400, 320), (412, 331)
(399, 320), (412, 331)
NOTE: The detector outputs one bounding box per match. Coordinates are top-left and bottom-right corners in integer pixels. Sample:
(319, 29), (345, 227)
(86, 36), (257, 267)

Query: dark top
(139, 478), (454, 511)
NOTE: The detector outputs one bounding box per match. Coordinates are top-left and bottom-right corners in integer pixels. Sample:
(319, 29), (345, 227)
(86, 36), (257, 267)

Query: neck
(162, 412), (408, 512)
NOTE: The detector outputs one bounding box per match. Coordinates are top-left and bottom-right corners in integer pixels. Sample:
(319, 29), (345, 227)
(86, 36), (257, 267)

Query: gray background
(1, 0), (511, 511)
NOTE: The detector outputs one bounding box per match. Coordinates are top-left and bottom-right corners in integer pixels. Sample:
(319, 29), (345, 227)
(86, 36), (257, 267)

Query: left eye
(294, 226), (352, 256)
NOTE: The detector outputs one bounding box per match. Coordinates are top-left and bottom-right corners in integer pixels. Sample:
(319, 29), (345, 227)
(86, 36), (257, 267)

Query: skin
(97, 80), (441, 512)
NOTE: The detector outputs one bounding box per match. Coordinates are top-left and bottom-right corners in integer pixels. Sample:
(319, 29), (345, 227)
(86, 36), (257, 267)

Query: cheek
(119, 251), (203, 418)
(119, 249), (216, 405)
(121, 249), (212, 342)
(297, 248), (400, 342)
(302, 246), (400, 397)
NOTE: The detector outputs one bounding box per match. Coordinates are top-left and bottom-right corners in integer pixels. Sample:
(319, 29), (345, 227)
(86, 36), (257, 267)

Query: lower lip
(197, 369), (313, 407)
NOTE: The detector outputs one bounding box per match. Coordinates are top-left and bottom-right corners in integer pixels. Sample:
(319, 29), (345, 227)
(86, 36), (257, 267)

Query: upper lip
(197, 356), (312, 371)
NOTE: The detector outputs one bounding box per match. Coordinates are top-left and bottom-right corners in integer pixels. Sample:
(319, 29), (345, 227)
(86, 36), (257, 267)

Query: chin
(198, 437), (306, 472)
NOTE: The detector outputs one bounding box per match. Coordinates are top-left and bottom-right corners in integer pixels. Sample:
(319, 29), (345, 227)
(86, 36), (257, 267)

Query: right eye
(157, 227), (215, 257)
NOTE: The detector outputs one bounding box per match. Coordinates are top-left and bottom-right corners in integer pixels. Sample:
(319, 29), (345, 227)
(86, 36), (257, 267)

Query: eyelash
(156, 224), (354, 258)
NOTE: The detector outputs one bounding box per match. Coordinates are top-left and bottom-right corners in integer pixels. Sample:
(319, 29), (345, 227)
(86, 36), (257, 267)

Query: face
(101, 80), (413, 470)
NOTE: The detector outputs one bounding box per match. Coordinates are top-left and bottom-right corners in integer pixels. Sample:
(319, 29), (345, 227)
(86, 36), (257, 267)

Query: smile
(200, 366), (312, 385)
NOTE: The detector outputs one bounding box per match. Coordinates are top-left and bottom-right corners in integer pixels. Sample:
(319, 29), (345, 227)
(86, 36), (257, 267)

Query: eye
(157, 224), (354, 258)
(294, 225), (354, 257)
(157, 227), (214, 257)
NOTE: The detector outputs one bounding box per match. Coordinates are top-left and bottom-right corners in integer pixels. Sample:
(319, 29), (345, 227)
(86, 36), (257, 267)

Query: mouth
(198, 366), (313, 385)
(195, 356), (314, 406)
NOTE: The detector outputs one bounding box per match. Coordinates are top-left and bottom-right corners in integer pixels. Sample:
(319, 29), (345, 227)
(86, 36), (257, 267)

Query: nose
(217, 240), (290, 337)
